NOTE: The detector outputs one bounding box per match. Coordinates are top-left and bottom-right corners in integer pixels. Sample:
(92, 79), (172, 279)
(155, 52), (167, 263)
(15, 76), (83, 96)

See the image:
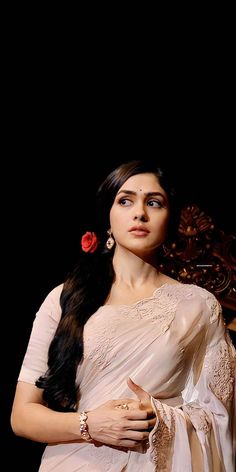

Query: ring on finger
(116, 403), (129, 410)
(121, 403), (129, 410)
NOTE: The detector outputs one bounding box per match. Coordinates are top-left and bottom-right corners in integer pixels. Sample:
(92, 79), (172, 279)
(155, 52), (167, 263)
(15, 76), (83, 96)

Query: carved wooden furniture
(160, 204), (236, 333)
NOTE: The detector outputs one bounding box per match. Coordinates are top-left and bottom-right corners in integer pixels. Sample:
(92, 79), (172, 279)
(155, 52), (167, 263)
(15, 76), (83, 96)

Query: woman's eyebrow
(117, 189), (165, 198)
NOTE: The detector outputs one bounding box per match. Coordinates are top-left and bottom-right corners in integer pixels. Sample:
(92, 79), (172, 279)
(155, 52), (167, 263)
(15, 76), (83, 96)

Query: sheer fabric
(19, 283), (236, 471)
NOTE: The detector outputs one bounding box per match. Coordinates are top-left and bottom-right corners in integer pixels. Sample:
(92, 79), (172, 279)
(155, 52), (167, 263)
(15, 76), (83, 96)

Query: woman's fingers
(87, 396), (156, 447)
(122, 418), (156, 432)
(113, 398), (137, 410)
(120, 406), (155, 421)
(112, 399), (155, 418)
(120, 429), (150, 441)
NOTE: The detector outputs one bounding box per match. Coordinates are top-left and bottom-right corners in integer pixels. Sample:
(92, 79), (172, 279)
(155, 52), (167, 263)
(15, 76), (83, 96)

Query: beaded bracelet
(79, 411), (92, 442)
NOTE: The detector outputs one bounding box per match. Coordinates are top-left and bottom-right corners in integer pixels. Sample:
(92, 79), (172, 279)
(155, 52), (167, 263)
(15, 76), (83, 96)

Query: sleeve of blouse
(149, 296), (236, 472)
(18, 284), (63, 385)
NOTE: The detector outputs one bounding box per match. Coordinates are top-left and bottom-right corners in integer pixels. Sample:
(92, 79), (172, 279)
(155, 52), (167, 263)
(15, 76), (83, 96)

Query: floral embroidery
(83, 285), (190, 368)
(150, 400), (175, 471)
(83, 284), (219, 371)
(207, 335), (236, 406)
(84, 309), (118, 367)
(196, 285), (220, 323)
(183, 404), (211, 433)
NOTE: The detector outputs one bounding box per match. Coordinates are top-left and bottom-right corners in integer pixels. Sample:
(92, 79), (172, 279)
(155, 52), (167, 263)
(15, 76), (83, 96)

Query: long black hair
(36, 160), (180, 411)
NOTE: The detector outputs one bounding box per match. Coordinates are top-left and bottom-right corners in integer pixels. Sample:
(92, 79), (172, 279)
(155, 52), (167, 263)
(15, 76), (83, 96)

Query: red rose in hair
(81, 231), (98, 253)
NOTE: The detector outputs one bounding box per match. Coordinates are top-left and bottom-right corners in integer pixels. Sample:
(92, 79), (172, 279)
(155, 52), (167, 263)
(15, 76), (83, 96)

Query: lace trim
(195, 285), (221, 323)
(206, 335), (236, 406)
(150, 400), (175, 471)
(84, 284), (194, 368)
(182, 404), (211, 434)
(83, 284), (219, 369)
(85, 322), (117, 367)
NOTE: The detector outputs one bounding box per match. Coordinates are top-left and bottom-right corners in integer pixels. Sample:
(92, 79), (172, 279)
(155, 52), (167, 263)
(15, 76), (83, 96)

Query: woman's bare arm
(11, 381), (156, 447)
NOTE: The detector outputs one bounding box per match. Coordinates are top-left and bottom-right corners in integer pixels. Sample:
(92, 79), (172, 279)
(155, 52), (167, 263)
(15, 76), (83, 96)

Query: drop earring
(106, 229), (115, 250)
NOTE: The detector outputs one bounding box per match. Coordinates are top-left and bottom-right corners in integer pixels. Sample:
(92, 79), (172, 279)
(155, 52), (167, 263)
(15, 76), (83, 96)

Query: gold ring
(115, 403), (129, 410)
(121, 403), (129, 410)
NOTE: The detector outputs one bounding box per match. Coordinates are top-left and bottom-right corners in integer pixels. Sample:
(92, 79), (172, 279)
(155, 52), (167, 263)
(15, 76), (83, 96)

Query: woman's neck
(112, 246), (160, 290)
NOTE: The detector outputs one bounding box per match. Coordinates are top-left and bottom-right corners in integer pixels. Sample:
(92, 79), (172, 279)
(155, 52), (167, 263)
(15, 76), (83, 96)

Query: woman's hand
(86, 378), (156, 448)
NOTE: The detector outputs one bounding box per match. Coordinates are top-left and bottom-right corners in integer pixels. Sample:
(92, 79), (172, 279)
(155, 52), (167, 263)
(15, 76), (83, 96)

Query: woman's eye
(118, 198), (132, 206)
(117, 198), (163, 207)
(147, 200), (163, 207)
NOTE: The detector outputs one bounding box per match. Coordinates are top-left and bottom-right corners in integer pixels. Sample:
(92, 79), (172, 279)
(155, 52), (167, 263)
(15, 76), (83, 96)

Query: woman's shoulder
(163, 282), (221, 324)
(180, 283), (219, 306)
(162, 276), (217, 300)
(37, 283), (64, 320)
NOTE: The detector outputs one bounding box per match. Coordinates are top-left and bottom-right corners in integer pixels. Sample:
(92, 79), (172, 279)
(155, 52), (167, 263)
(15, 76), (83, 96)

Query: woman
(11, 160), (235, 471)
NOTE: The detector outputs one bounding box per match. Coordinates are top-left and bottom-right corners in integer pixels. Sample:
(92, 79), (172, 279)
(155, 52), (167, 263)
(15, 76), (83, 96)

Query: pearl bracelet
(79, 411), (92, 442)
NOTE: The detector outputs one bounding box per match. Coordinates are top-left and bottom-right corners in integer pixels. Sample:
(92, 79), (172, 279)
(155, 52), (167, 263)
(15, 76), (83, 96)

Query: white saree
(19, 283), (236, 471)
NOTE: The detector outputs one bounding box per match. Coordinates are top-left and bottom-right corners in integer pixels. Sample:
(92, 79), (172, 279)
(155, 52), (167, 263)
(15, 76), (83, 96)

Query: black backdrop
(3, 154), (235, 471)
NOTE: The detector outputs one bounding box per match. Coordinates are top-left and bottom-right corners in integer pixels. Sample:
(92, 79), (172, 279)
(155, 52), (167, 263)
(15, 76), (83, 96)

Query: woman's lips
(130, 230), (149, 236)
(128, 226), (150, 236)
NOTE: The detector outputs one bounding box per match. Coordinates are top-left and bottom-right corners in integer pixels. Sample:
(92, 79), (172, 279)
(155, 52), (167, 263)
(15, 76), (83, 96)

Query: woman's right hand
(86, 398), (156, 448)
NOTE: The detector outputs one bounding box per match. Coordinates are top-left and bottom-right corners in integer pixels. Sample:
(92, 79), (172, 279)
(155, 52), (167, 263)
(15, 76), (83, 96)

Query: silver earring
(106, 229), (115, 250)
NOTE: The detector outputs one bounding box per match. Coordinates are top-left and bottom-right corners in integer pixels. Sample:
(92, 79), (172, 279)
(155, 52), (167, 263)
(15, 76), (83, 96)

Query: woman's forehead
(118, 173), (164, 193)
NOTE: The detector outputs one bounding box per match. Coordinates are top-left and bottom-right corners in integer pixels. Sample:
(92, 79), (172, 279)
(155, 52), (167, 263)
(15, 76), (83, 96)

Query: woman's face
(109, 173), (170, 255)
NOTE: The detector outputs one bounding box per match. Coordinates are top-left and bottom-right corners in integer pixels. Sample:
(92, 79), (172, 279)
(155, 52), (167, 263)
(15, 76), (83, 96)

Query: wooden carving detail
(160, 204), (236, 314)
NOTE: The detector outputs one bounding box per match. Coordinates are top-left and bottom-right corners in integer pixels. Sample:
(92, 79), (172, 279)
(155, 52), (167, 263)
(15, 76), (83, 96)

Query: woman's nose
(134, 214), (148, 222)
(133, 208), (148, 222)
